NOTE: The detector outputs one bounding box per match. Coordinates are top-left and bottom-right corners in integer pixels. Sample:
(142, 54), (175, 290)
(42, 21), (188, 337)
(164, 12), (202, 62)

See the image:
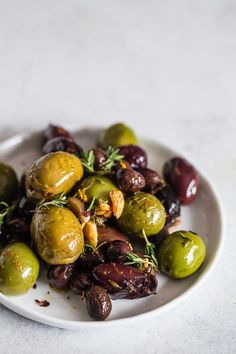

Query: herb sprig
(36, 193), (67, 210)
(142, 229), (158, 268)
(0, 201), (9, 226)
(125, 251), (156, 269)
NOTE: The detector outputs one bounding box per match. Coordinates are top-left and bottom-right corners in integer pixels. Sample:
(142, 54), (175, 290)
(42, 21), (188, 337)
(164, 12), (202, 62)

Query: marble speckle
(0, 1), (236, 353)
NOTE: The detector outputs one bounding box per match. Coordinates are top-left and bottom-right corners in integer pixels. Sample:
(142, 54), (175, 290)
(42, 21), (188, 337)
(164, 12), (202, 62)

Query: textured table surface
(0, 1), (235, 353)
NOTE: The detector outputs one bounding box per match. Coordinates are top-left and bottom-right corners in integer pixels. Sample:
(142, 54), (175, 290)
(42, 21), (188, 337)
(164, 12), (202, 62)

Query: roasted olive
(77, 175), (118, 204)
(2, 217), (31, 247)
(163, 157), (199, 205)
(31, 206), (84, 264)
(17, 196), (36, 221)
(113, 160), (132, 172)
(85, 285), (112, 320)
(47, 264), (75, 289)
(43, 124), (73, 144)
(76, 250), (104, 272)
(92, 148), (107, 171)
(97, 225), (129, 244)
(155, 183), (181, 225)
(100, 123), (137, 148)
(70, 272), (93, 295)
(0, 242), (39, 296)
(0, 162), (18, 203)
(115, 168), (146, 193)
(26, 152), (84, 200)
(118, 145), (147, 169)
(105, 240), (132, 262)
(42, 137), (83, 156)
(92, 263), (157, 299)
(157, 231), (206, 279)
(117, 192), (166, 237)
(138, 168), (161, 193)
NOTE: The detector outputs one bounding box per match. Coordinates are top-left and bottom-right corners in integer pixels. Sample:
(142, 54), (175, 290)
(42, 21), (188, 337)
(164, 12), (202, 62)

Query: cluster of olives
(0, 123), (206, 321)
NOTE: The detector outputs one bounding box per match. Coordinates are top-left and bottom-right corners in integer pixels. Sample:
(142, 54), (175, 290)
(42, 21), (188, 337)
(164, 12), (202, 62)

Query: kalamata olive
(118, 145), (147, 169)
(1, 217), (32, 247)
(113, 160), (132, 173)
(97, 225), (129, 244)
(163, 157), (199, 205)
(155, 183), (181, 225)
(92, 148), (107, 171)
(85, 285), (112, 321)
(17, 196), (36, 221)
(43, 124), (73, 144)
(92, 263), (157, 299)
(105, 240), (132, 262)
(115, 168), (146, 193)
(70, 272), (93, 295)
(149, 227), (169, 250)
(76, 250), (104, 272)
(47, 264), (75, 289)
(138, 168), (161, 193)
(42, 137), (83, 156)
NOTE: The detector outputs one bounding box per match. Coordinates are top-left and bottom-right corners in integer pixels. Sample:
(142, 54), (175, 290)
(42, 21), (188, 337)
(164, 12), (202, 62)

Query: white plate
(0, 129), (224, 329)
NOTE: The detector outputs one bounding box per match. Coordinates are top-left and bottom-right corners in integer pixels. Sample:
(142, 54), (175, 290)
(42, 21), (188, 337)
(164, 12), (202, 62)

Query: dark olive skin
(85, 285), (112, 321)
(157, 231), (206, 279)
(97, 225), (129, 244)
(77, 175), (118, 204)
(105, 240), (132, 262)
(113, 160), (132, 173)
(163, 157), (199, 205)
(43, 124), (73, 144)
(42, 137), (83, 156)
(138, 168), (161, 193)
(70, 272), (93, 295)
(0, 242), (39, 296)
(2, 217), (31, 247)
(92, 148), (107, 171)
(25, 151), (84, 200)
(31, 206), (84, 264)
(76, 250), (104, 272)
(118, 145), (147, 169)
(47, 264), (75, 289)
(0, 162), (18, 203)
(155, 183), (181, 225)
(100, 123), (137, 149)
(115, 168), (146, 193)
(118, 192), (166, 237)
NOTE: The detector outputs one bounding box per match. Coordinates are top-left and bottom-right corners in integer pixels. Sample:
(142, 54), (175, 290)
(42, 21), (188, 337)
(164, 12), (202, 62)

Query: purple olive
(115, 168), (146, 193)
(76, 250), (104, 272)
(47, 264), (75, 289)
(163, 157), (199, 205)
(105, 240), (132, 262)
(155, 183), (181, 225)
(113, 160), (132, 173)
(43, 124), (73, 144)
(118, 145), (147, 169)
(92, 148), (107, 171)
(42, 137), (83, 156)
(138, 168), (161, 193)
(85, 285), (112, 321)
(70, 272), (93, 295)
(17, 196), (36, 221)
(149, 227), (169, 250)
(92, 263), (157, 299)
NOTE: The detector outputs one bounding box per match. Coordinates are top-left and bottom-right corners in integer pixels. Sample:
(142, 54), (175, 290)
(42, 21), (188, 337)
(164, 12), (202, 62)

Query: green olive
(117, 192), (166, 237)
(25, 152), (84, 201)
(0, 242), (39, 296)
(100, 123), (138, 148)
(157, 231), (206, 279)
(77, 175), (118, 204)
(31, 206), (84, 264)
(0, 162), (18, 203)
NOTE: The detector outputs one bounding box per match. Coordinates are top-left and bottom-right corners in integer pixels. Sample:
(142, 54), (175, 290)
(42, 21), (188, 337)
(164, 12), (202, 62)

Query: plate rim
(0, 130), (225, 329)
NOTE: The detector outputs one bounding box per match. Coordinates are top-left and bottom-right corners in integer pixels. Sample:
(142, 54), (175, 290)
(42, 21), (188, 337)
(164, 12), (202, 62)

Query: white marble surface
(0, 1), (235, 353)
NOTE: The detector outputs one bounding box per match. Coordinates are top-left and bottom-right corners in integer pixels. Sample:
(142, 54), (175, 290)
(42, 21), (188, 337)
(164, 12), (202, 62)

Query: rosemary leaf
(37, 193), (67, 210)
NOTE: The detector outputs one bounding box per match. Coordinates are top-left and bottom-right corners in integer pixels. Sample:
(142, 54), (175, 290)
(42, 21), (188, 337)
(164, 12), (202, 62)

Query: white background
(0, 1), (235, 353)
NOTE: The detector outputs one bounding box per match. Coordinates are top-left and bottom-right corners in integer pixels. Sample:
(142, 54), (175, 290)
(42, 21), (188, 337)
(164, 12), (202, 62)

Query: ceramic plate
(0, 129), (224, 329)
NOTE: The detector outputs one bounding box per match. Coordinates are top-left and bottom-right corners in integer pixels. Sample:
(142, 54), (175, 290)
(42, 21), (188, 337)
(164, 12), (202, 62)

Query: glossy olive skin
(118, 145), (147, 169)
(115, 168), (146, 194)
(157, 231), (206, 279)
(70, 272), (93, 295)
(155, 183), (181, 225)
(47, 264), (75, 289)
(138, 168), (161, 193)
(85, 285), (112, 321)
(2, 217), (31, 247)
(117, 192), (166, 237)
(163, 157), (199, 205)
(105, 240), (132, 262)
(97, 225), (129, 244)
(0, 162), (18, 202)
(77, 175), (118, 204)
(92, 148), (107, 171)
(31, 206), (84, 264)
(25, 152), (84, 200)
(43, 124), (73, 144)
(100, 123), (137, 149)
(42, 137), (83, 156)
(0, 242), (39, 296)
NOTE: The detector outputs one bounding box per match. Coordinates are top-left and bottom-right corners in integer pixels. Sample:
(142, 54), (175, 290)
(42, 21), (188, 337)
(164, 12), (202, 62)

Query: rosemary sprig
(80, 150), (95, 173)
(84, 241), (106, 253)
(86, 196), (96, 212)
(36, 193), (67, 210)
(101, 146), (124, 171)
(125, 251), (156, 269)
(142, 229), (158, 267)
(0, 201), (9, 226)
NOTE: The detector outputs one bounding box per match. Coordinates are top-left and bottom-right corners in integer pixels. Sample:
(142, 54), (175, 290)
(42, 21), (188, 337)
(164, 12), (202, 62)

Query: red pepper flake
(33, 284), (37, 289)
(35, 299), (50, 307)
